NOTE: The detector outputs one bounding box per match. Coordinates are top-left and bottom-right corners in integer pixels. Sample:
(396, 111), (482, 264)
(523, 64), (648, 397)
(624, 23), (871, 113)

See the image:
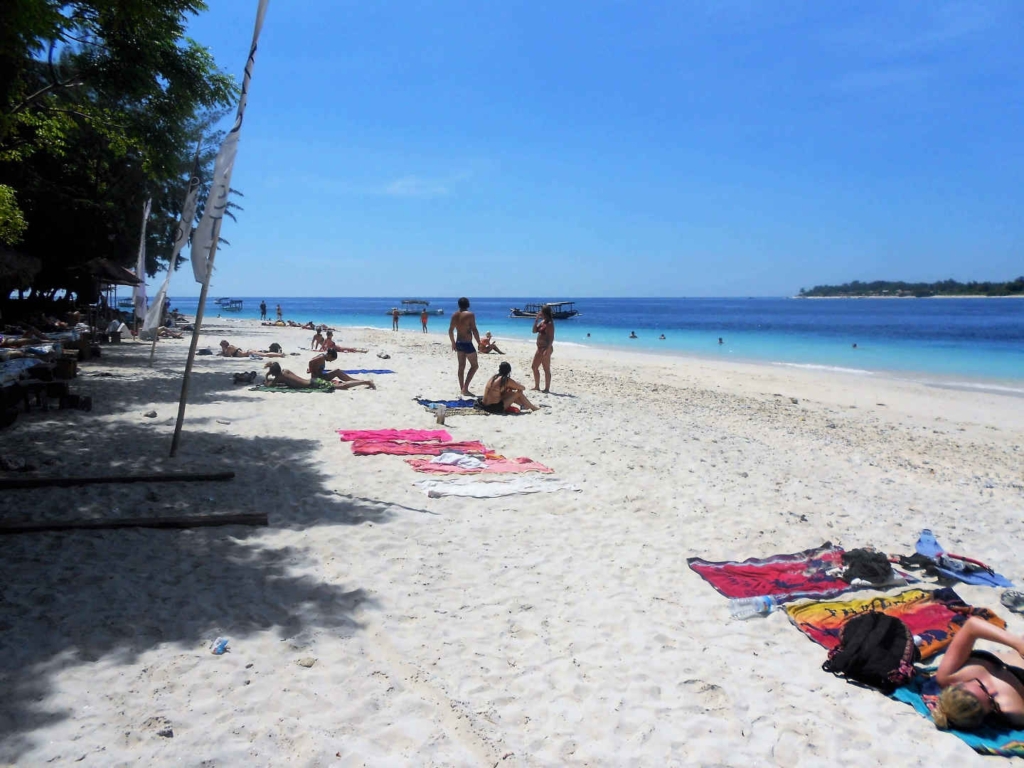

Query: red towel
(338, 429), (452, 443)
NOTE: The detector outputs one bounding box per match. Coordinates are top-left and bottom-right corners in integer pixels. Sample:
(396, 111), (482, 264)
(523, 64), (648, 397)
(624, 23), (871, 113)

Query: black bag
(821, 612), (918, 693)
(841, 549), (894, 584)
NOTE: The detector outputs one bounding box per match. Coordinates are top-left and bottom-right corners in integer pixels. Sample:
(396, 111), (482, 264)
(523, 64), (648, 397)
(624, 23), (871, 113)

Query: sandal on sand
(1001, 590), (1024, 613)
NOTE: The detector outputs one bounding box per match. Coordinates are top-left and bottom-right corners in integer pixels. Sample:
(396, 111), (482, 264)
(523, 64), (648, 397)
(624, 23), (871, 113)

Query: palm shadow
(0, 345), (396, 762)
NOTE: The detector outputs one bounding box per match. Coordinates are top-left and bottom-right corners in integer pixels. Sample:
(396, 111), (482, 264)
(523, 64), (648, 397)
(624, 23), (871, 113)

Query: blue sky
(172, 0), (1023, 298)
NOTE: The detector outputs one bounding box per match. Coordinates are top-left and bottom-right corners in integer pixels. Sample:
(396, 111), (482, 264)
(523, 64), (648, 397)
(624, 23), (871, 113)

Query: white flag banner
(143, 168), (201, 333)
(133, 198), (152, 320)
(190, 0), (270, 283)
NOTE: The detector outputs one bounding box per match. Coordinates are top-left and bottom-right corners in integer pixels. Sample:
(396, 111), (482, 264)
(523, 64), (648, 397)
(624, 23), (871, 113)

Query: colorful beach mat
(415, 398), (477, 409)
(784, 587), (1006, 661)
(250, 380), (333, 393)
(687, 544), (858, 602)
(338, 429), (452, 442)
(343, 369), (394, 375)
(351, 440), (490, 456)
(406, 457), (554, 475)
(891, 672), (1024, 757)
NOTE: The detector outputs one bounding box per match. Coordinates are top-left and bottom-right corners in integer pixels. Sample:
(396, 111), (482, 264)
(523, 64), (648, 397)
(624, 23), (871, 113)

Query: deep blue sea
(170, 296), (1024, 390)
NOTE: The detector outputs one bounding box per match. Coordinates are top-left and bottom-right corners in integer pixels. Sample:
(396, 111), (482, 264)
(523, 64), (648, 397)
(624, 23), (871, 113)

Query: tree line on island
(0, 0), (239, 310)
(798, 278), (1024, 298)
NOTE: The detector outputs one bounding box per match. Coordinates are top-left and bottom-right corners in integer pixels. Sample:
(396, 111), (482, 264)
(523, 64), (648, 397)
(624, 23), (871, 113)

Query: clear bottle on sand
(729, 595), (777, 620)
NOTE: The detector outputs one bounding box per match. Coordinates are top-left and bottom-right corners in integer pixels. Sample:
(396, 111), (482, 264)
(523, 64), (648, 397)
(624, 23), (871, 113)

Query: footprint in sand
(680, 678), (731, 711)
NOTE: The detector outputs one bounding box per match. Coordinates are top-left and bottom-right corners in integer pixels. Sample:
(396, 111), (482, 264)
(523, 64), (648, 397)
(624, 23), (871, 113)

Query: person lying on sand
(932, 616), (1024, 730)
(264, 361), (374, 391)
(219, 340), (286, 358)
(479, 361), (539, 414)
(322, 330), (366, 354)
(307, 349), (376, 390)
(477, 332), (504, 355)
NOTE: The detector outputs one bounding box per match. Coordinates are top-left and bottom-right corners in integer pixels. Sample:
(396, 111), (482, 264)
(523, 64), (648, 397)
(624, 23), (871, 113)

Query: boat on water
(387, 299), (444, 316)
(116, 297), (134, 309)
(509, 301), (580, 320)
(217, 298), (243, 312)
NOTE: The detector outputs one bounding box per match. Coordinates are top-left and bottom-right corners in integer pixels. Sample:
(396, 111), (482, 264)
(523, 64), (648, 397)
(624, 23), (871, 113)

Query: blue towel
(416, 398), (477, 409)
(915, 529), (1013, 587)
(343, 369), (395, 375)
(891, 673), (1024, 757)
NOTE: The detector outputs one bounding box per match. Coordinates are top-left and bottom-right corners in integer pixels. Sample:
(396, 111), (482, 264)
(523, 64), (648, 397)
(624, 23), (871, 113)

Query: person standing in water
(531, 305), (554, 392)
(392, 307), (400, 331)
(448, 297), (481, 396)
(421, 308), (429, 333)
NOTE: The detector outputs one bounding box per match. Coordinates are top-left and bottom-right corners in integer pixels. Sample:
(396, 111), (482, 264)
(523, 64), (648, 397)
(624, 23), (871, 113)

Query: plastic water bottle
(729, 596), (777, 620)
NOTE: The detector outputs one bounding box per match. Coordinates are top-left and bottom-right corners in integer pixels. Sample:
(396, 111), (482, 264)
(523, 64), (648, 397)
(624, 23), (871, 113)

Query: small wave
(920, 380), (1024, 396)
(773, 362), (875, 375)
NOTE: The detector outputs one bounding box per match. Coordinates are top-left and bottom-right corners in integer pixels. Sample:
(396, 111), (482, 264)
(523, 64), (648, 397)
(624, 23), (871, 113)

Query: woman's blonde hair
(933, 684), (986, 730)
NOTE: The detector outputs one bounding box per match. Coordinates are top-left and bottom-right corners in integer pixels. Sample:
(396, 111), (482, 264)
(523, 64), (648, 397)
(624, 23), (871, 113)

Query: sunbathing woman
(321, 330), (367, 354)
(219, 340), (285, 358)
(479, 361), (539, 414)
(932, 616), (1024, 730)
(477, 332), (504, 355)
(264, 361), (372, 391)
(307, 349), (376, 390)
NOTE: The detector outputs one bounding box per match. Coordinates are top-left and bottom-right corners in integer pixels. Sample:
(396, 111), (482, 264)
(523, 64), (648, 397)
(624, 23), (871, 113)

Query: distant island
(797, 278), (1024, 298)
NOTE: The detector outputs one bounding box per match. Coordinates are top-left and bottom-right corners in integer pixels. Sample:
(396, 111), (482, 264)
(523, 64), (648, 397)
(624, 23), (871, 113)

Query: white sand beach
(1, 318), (1022, 766)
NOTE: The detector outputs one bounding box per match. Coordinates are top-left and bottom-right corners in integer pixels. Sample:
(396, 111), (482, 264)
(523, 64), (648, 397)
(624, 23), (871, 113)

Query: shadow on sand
(0, 343), (394, 760)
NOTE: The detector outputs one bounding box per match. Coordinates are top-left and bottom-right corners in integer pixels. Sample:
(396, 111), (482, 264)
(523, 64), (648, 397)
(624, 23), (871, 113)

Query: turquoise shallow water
(173, 296), (1024, 391)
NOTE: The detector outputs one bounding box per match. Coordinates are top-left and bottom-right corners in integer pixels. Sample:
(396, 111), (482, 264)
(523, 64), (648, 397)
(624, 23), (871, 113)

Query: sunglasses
(974, 678), (1001, 715)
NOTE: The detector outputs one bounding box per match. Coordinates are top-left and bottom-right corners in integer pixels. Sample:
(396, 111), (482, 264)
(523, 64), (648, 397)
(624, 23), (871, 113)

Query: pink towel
(351, 440), (490, 456)
(405, 457), (554, 474)
(338, 429), (452, 443)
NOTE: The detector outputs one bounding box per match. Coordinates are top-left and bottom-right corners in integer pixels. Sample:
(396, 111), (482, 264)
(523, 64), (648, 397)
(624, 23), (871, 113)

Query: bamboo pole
(0, 470), (234, 490)
(0, 512), (266, 535)
(169, 216), (223, 458)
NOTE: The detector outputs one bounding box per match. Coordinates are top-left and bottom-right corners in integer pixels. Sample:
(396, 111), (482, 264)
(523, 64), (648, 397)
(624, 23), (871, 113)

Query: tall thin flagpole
(169, 216), (223, 458)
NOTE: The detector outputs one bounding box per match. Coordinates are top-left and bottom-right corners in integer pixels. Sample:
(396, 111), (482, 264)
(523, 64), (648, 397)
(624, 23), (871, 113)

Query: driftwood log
(0, 512), (267, 535)
(0, 470), (235, 490)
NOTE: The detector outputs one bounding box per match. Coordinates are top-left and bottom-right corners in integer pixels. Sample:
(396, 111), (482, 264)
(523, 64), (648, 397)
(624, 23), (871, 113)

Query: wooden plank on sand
(0, 512), (268, 535)
(0, 470), (235, 490)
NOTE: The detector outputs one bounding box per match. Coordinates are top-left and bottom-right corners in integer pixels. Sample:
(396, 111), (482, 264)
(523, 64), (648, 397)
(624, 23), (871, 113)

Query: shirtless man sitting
(219, 340), (285, 358)
(448, 297), (481, 396)
(307, 349), (375, 390)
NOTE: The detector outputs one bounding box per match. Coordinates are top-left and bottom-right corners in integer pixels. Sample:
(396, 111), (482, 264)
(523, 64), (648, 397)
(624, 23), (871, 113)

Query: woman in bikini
(932, 616), (1024, 730)
(531, 305), (554, 392)
(307, 349), (376, 390)
(264, 361), (373, 391)
(219, 340), (285, 358)
(479, 362), (539, 414)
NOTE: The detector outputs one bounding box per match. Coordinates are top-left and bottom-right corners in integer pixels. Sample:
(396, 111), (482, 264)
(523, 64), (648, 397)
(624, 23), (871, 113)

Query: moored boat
(509, 301), (580, 320)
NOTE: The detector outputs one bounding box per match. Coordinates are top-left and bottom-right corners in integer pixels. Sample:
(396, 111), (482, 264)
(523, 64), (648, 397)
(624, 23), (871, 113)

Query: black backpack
(821, 612), (918, 693)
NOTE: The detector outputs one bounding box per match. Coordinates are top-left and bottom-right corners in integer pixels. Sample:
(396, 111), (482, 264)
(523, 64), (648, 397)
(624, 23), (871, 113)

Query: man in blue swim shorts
(448, 297), (481, 396)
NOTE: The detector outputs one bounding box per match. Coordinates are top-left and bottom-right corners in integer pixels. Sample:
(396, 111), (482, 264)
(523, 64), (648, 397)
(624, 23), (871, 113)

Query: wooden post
(169, 216), (223, 458)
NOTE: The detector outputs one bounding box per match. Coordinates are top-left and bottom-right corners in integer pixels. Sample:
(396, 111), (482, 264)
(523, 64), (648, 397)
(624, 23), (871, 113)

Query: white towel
(415, 477), (581, 498)
(429, 452), (486, 469)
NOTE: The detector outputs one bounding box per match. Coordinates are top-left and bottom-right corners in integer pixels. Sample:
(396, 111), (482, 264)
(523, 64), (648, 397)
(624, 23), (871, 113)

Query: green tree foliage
(798, 279), (1024, 298)
(0, 0), (238, 297)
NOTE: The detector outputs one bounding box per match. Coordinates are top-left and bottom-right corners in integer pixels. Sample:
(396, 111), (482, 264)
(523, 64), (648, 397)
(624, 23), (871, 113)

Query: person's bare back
(448, 297), (481, 395)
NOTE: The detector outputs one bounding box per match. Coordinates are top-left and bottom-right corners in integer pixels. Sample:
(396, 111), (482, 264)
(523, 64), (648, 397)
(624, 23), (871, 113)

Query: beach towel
(249, 380), (334, 393)
(416, 398), (477, 409)
(414, 477), (580, 498)
(687, 544), (857, 603)
(343, 369), (394, 375)
(406, 456), (554, 475)
(914, 529), (1014, 588)
(351, 440), (490, 456)
(784, 587), (1006, 661)
(891, 672), (1024, 757)
(338, 429), (452, 442)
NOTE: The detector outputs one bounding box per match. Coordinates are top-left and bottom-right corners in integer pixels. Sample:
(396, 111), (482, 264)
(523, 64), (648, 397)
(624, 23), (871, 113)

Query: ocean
(170, 296), (1024, 390)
